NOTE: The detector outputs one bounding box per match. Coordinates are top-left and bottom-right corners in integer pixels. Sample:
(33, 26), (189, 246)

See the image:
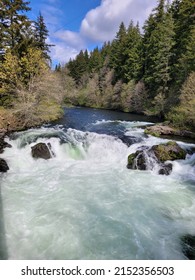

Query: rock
(127, 149), (156, 171)
(158, 163), (173, 175)
(145, 125), (177, 137)
(0, 135), (12, 154)
(127, 151), (147, 170)
(0, 158), (9, 172)
(31, 143), (52, 160)
(181, 235), (195, 260)
(145, 124), (195, 140)
(152, 141), (186, 162)
(127, 141), (185, 175)
(127, 153), (137, 169)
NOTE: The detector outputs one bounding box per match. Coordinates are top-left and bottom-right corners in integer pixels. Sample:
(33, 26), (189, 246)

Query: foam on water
(1, 123), (195, 259)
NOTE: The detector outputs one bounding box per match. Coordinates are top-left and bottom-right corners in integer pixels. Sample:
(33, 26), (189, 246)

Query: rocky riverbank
(145, 124), (195, 140)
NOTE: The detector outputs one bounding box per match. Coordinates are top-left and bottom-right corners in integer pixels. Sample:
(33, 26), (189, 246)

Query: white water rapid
(1, 111), (195, 260)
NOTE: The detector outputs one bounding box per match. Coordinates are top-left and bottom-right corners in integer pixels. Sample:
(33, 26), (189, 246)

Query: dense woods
(61, 0), (195, 130)
(0, 0), (194, 132)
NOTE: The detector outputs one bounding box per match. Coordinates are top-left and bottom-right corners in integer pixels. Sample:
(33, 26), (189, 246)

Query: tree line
(61, 0), (195, 130)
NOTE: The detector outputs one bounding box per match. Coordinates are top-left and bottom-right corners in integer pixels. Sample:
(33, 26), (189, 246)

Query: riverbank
(145, 123), (195, 141)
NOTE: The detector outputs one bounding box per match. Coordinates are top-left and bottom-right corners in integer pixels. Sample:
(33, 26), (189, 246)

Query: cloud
(80, 0), (157, 42)
(42, 0), (158, 63)
(54, 30), (86, 49)
(50, 43), (78, 65)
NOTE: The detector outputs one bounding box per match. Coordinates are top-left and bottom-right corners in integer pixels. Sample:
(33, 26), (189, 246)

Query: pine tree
(143, 0), (175, 110)
(123, 21), (142, 82)
(89, 47), (102, 72)
(171, 0), (195, 86)
(110, 22), (127, 82)
(0, 0), (31, 58)
(34, 12), (52, 60)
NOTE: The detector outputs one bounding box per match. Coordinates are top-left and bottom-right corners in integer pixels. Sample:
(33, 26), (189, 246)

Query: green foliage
(0, 0), (32, 58)
(167, 72), (195, 130)
(44, 0), (195, 132)
(34, 12), (52, 61)
(170, 0), (195, 87)
(143, 0), (175, 105)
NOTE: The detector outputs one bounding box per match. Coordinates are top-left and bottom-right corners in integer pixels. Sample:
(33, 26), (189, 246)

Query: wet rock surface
(127, 141), (186, 175)
(181, 235), (195, 260)
(31, 143), (53, 160)
(0, 158), (9, 173)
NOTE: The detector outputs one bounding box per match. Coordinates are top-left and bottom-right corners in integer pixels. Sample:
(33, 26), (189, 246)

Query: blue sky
(28, 0), (158, 65)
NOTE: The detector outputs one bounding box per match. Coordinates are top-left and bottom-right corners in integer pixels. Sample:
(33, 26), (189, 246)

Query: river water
(1, 107), (195, 259)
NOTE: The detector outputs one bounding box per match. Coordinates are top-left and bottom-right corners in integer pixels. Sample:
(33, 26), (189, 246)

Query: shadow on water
(0, 184), (8, 259)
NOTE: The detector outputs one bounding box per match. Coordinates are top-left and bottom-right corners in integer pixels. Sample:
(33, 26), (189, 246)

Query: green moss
(127, 153), (136, 167)
(144, 129), (160, 137)
(153, 141), (186, 162)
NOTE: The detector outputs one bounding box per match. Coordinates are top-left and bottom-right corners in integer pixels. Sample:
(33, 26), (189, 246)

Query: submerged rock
(31, 143), (53, 160)
(0, 158), (9, 172)
(127, 141), (186, 175)
(181, 235), (195, 260)
(158, 163), (173, 175)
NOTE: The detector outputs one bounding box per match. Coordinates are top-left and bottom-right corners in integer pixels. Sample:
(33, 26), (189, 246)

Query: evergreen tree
(34, 12), (51, 60)
(89, 47), (102, 72)
(143, 0), (175, 111)
(110, 22), (127, 82)
(0, 0), (31, 58)
(123, 21), (142, 82)
(67, 50), (89, 84)
(171, 0), (195, 86)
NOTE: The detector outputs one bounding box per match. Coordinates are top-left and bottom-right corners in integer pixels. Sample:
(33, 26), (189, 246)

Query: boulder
(145, 124), (195, 140)
(127, 141), (186, 175)
(145, 125), (177, 137)
(31, 143), (52, 160)
(152, 141), (186, 162)
(0, 135), (12, 154)
(127, 151), (147, 170)
(0, 158), (9, 172)
(181, 235), (195, 260)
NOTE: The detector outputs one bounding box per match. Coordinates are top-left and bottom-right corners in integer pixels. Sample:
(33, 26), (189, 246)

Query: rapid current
(1, 107), (195, 259)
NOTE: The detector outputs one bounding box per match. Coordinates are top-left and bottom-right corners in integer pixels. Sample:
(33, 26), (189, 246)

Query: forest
(0, 0), (195, 132)
(61, 0), (195, 131)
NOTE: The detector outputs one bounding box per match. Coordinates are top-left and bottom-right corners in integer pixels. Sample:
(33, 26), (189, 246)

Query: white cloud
(51, 43), (78, 65)
(54, 30), (86, 49)
(44, 0), (158, 63)
(80, 0), (157, 42)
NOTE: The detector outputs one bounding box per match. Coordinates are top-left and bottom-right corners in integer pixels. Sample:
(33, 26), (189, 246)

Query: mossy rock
(144, 129), (160, 137)
(127, 151), (148, 170)
(152, 141), (186, 162)
(127, 153), (136, 169)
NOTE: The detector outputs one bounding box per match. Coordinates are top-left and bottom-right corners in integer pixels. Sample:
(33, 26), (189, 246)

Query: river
(1, 107), (195, 259)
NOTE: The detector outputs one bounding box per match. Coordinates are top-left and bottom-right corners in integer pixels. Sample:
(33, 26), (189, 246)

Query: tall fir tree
(0, 0), (31, 58)
(110, 22), (127, 82)
(123, 21), (142, 82)
(143, 0), (175, 112)
(34, 12), (52, 61)
(171, 0), (195, 87)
